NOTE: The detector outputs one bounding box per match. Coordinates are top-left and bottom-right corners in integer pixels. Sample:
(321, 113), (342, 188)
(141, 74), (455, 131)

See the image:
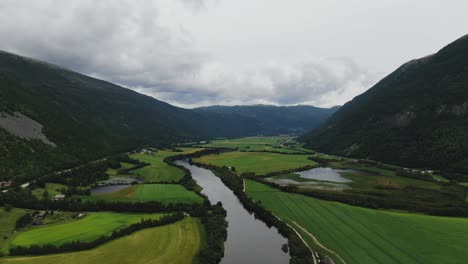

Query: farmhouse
(0, 181), (12, 187)
(33, 211), (46, 225)
(140, 148), (154, 154)
(53, 194), (66, 201)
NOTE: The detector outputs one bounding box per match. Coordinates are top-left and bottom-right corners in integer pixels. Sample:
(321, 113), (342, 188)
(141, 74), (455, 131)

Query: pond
(296, 167), (354, 183)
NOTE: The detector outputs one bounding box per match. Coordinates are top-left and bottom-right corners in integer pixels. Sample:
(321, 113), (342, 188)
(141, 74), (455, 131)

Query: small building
(53, 194), (66, 201)
(0, 181), (12, 188)
(33, 211), (46, 225)
(140, 148), (154, 154)
(20, 182), (30, 188)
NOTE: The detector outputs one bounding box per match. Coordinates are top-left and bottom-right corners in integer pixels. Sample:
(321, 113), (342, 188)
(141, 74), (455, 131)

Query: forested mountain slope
(196, 105), (339, 135)
(0, 51), (261, 180)
(301, 35), (468, 176)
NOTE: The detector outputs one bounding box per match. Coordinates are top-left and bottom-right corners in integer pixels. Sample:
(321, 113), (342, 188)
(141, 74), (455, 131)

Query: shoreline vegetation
(2, 136), (468, 264)
(0, 148), (228, 264)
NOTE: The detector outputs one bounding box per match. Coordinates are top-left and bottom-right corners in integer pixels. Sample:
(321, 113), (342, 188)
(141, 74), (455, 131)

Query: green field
(86, 184), (204, 205)
(1, 218), (203, 264)
(204, 136), (308, 154)
(31, 183), (66, 198)
(11, 212), (164, 247)
(194, 151), (317, 175)
(105, 162), (135, 178)
(130, 148), (203, 182)
(246, 180), (468, 264)
(0, 208), (29, 253)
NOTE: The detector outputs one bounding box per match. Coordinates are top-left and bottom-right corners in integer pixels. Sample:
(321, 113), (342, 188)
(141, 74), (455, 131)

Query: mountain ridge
(301, 35), (468, 176)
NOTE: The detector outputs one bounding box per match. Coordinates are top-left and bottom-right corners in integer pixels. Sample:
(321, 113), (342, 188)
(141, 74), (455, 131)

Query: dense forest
(301, 35), (468, 175)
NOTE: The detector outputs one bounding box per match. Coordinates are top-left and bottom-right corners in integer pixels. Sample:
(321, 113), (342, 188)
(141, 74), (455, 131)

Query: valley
(1, 32), (468, 264)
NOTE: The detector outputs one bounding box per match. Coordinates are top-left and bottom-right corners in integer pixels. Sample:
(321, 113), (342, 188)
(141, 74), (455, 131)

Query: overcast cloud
(1, 0), (467, 108)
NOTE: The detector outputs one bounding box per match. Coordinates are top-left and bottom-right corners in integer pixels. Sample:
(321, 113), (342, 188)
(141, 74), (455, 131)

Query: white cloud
(2, 0), (465, 108)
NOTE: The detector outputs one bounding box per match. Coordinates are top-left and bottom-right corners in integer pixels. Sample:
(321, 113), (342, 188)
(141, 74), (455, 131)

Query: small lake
(90, 184), (130, 195)
(297, 167), (353, 183)
(175, 160), (289, 264)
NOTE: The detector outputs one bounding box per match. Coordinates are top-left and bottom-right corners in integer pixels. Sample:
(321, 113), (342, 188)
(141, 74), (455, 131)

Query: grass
(106, 162), (135, 178)
(246, 180), (468, 264)
(194, 151), (317, 175)
(1, 218), (203, 264)
(0, 208), (29, 253)
(85, 184), (204, 205)
(204, 136), (307, 154)
(31, 183), (66, 198)
(10, 212), (164, 248)
(129, 148), (203, 182)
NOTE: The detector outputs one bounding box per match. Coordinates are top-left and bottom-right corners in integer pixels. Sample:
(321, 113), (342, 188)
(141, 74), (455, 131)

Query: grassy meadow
(204, 136), (309, 153)
(194, 151), (317, 175)
(0, 208), (29, 253)
(86, 184), (204, 205)
(246, 180), (468, 264)
(1, 218), (204, 264)
(11, 212), (164, 247)
(31, 183), (66, 199)
(129, 148), (203, 182)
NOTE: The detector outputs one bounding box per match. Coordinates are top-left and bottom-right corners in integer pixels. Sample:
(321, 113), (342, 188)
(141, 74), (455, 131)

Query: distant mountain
(0, 51), (263, 180)
(301, 35), (468, 175)
(195, 105), (339, 135)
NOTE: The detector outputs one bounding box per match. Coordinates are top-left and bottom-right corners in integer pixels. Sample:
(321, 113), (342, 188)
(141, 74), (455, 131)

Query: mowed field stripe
(291, 221), (347, 264)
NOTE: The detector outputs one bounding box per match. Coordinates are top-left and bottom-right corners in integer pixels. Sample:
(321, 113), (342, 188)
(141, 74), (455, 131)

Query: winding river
(175, 160), (290, 264)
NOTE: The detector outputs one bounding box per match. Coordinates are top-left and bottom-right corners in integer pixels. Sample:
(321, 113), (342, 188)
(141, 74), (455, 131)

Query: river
(175, 160), (290, 264)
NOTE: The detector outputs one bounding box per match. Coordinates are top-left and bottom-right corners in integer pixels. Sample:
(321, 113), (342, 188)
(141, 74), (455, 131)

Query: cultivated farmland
(129, 148), (203, 182)
(194, 151), (317, 175)
(203, 136), (305, 153)
(86, 184), (204, 205)
(1, 218), (204, 264)
(245, 180), (468, 264)
(11, 212), (164, 247)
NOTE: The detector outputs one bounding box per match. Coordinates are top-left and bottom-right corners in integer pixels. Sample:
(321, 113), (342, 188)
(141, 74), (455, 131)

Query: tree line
(191, 160), (315, 264)
(9, 213), (185, 256)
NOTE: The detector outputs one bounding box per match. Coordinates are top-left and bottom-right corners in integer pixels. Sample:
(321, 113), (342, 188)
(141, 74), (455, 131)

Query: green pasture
(246, 180), (468, 264)
(11, 212), (164, 247)
(86, 184), (204, 205)
(0, 208), (29, 253)
(129, 148), (203, 182)
(194, 151), (317, 175)
(1, 218), (203, 264)
(31, 183), (66, 199)
(204, 136), (308, 153)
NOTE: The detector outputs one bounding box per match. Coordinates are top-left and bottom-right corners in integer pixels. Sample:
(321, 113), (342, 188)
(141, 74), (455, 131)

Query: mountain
(301, 35), (468, 175)
(195, 105), (339, 135)
(0, 51), (263, 180)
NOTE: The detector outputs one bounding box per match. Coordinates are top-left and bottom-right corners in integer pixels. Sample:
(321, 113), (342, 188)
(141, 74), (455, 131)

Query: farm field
(246, 180), (468, 264)
(194, 151), (317, 175)
(129, 148), (203, 182)
(1, 218), (204, 264)
(105, 162), (135, 178)
(11, 212), (164, 247)
(31, 183), (66, 199)
(0, 208), (29, 253)
(203, 136), (308, 153)
(86, 184), (204, 205)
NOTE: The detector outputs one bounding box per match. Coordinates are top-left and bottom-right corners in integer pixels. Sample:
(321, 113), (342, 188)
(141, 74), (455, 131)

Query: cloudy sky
(1, 0), (467, 108)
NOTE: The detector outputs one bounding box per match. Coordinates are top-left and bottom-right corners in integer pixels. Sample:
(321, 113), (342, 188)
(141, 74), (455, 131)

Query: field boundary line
(245, 182), (316, 264)
(281, 218), (318, 264)
(291, 221), (347, 264)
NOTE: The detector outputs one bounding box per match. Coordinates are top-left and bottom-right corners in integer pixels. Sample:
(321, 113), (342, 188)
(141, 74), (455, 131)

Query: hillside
(0, 51), (262, 180)
(301, 35), (468, 177)
(196, 104), (339, 135)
